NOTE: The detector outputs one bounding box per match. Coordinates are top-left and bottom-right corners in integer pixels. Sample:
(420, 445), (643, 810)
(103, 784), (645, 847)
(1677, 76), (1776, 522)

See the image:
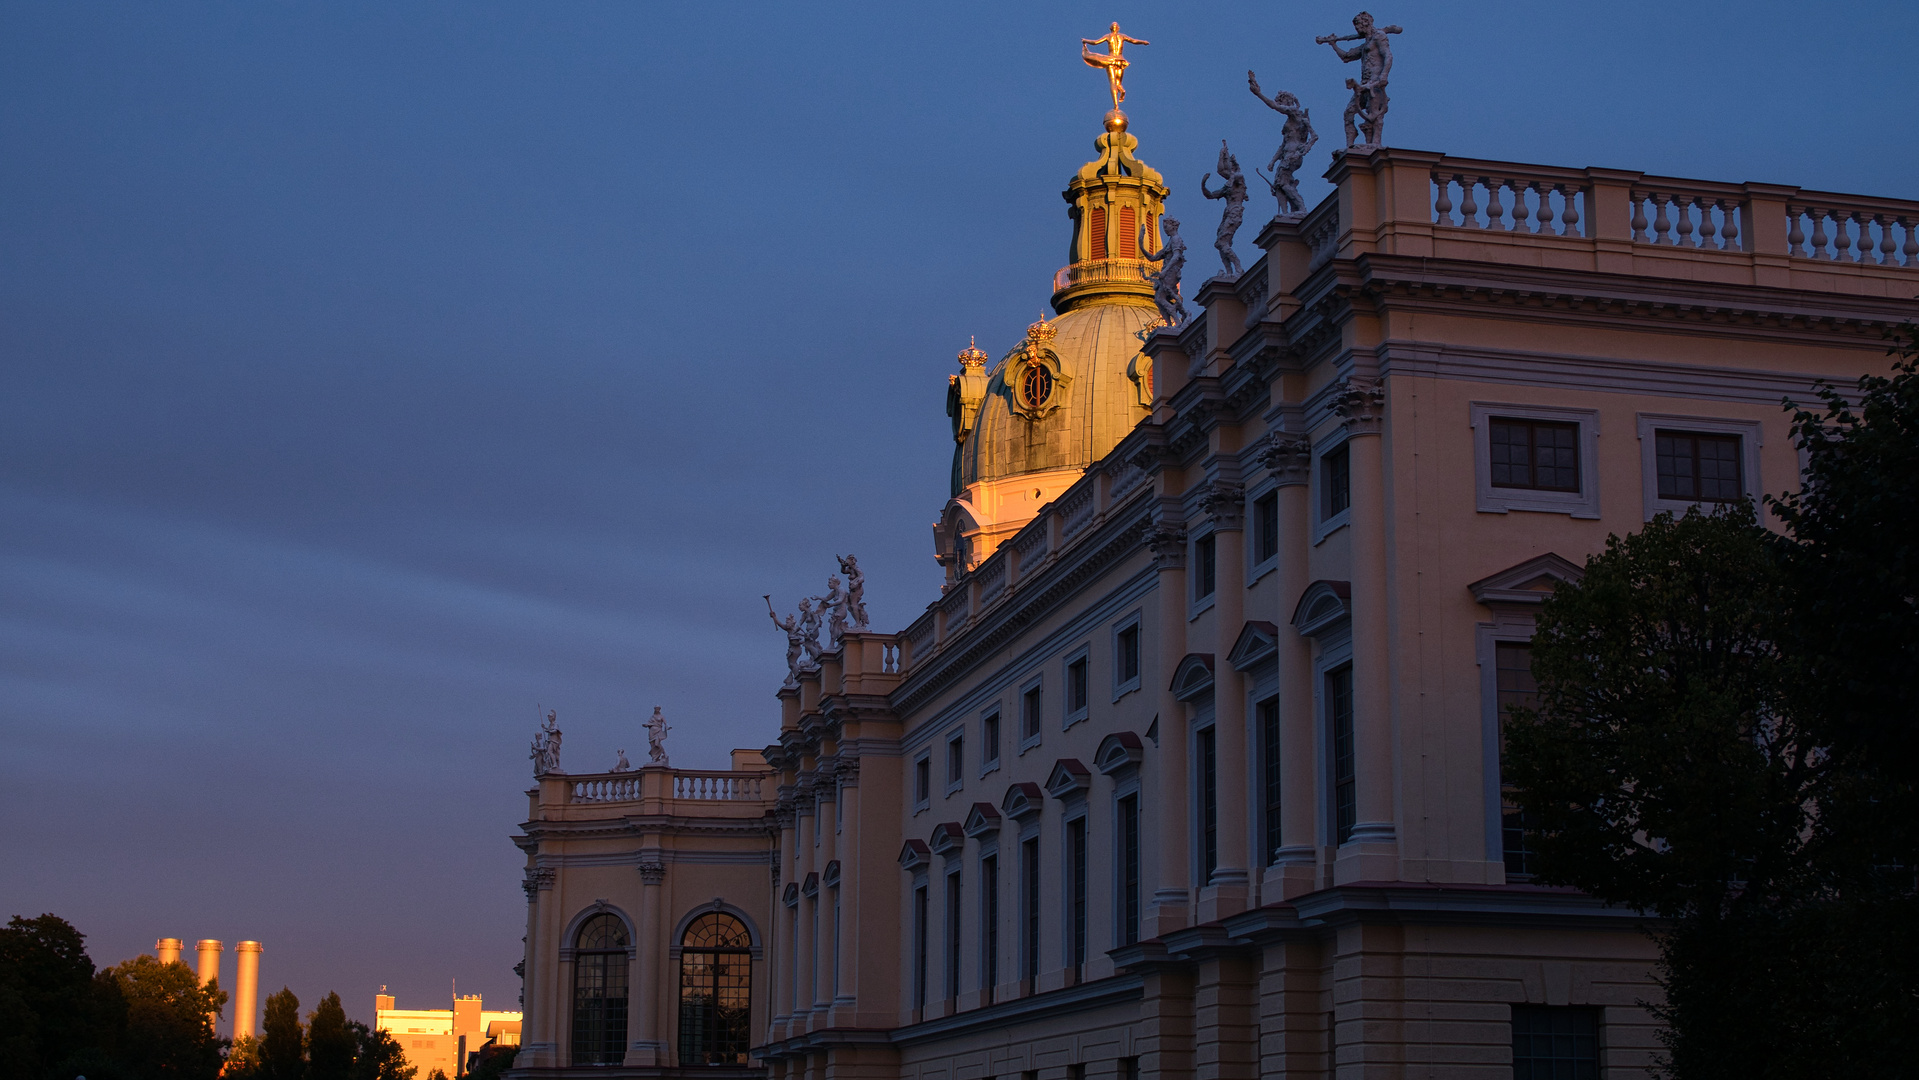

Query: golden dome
(960, 299), (1156, 486)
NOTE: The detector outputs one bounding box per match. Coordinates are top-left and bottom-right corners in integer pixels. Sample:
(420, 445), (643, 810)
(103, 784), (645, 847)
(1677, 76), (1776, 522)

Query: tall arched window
(677, 912), (751, 1065)
(571, 914), (629, 1066)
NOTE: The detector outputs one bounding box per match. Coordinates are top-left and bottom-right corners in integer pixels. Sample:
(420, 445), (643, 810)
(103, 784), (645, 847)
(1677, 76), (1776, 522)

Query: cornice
(890, 496), (1155, 716)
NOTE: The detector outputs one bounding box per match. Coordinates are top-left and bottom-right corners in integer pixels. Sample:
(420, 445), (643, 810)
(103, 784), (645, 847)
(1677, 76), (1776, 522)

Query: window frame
(980, 709), (1002, 777)
(912, 752), (932, 814)
(1062, 647), (1091, 730)
(1636, 412), (1764, 519)
(1112, 612), (1143, 701)
(1312, 434), (1353, 544)
(1470, 402), (1602, 519)
(1257, 694), (1282, 868)
(1017, 675), (1044, 753)
(944, 728), (966, 795)
(1249, 485), (1281, 584)
(1191, 531), (1218, 612)
(1510, 1005), (1603, 1080)
(1477, 612), (1542, 878)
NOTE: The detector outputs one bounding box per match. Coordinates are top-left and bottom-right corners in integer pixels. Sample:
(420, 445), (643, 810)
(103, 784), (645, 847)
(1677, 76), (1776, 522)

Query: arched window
(677, 912), (751, 1065)
(571, 914), (629, 1066)
(1021, 364), (1055, 410)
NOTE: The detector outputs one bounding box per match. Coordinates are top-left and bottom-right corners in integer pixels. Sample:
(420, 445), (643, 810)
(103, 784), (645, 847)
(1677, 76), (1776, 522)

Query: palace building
(509, 87), (1919, 1080)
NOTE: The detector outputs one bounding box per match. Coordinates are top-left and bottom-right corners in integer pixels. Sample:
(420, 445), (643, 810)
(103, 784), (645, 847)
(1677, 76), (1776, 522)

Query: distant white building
(375, 990), (520, 1078)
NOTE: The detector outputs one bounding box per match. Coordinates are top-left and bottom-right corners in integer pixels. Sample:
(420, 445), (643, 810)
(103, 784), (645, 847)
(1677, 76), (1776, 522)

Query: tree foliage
(105, 955), (228, 1080)
(306, 993), (354, 1080)
(1505, 331), (1919, 1078)
(344, 1022), (415, 1080)
(260, 987), (305, 1080)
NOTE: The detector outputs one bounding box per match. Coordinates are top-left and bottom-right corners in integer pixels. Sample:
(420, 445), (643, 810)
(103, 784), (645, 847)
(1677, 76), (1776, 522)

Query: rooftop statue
(820, 574), (850, 646)
(1081, 22), (1149, 110)
(795, 596), (826, 669)
(1139, 216), (1188, 327)
(644, 706), (670, 766)
(1248, 72), (1320, 215)
(530, 709), (563, 777)
(765, 596), (808, 688)
(1316, 11), (1401, 148)
(837, 554), (869, 630)
(611, 748), (632, 773)
(1199, 141), (1248, 277)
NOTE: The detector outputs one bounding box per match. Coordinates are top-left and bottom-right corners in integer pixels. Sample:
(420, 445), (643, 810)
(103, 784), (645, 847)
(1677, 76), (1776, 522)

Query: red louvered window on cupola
(1089, 207), (1108, 260)
(1119, 206), (1138, 257)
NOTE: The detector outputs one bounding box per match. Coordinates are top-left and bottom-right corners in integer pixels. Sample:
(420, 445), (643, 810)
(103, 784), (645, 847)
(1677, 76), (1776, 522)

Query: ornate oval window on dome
(1021, 364), (1055, 410)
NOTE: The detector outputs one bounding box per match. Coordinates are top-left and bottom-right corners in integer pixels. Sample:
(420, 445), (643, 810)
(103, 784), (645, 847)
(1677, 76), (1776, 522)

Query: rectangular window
(1118, 205), (1138, 258)
(1490, 418), (1581, 492)
(913, 885), (928, 1011)
(1254, 491), (1279, 564)
(914, 757), (931, 807)
(1089, 206), (1108, 260)
(808, 899), (819, 1006)
(1116, 624), (1141, 687)
(982, 712), (1001, 767)
(832, 891), (841, 997)
(1323, 444), (1351, 519)
(1067, 817), (1088, 971)
(1118, 794), (1140, 946)
(1497, 642), (1541, 879)
(1259, 696), (1282, 866)
(1022, 683), (1043, 742)
(946, 732), (964, 788)
(1066, 656), (1088, 717)
(1194, 533), (1217, 600)
(1021, 838), (1041, 988)
(980, 854), (999, 1001)
(1198, 726), (1218, 883)
(1511, 1006), (1601, 1080)
(1120, 1059), (1140, 1080)
(1329, 665), (1356, 845)
(1656, 430), (1743, 502)
(945, 872), (963, 1001)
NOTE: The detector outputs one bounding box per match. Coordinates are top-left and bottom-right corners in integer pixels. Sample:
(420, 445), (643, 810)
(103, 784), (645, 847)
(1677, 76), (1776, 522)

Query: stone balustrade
(1787, 197), (1919, 266)
(1629, 181), (1744, 250)
(1432, 168), (1586, 236)
(1051, 257), (1156, 293)
(564, 768), (771, 806)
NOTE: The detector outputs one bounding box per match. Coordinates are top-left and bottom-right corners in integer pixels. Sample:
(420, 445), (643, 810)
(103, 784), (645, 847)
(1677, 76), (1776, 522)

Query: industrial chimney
(156, 938), (184, 965)
(195, 939), (223, 989)
(234, 941), (263, 1040)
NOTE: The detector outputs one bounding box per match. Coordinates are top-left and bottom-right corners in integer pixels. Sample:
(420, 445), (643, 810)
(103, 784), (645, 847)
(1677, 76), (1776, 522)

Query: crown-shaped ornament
(957, 336), (988, 370)
(1024, 316), (1059, 351)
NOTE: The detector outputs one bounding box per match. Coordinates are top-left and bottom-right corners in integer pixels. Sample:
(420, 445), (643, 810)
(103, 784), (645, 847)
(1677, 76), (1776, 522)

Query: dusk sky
(5, 0), (1915, 1032)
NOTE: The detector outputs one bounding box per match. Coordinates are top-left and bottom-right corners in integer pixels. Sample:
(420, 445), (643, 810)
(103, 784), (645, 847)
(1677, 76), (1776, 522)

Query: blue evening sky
(4, 0), (1914, 1027)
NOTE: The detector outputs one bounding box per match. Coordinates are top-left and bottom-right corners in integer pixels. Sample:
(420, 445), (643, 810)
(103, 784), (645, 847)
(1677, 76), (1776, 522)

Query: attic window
(1090, 207), (1109, 259)
(1119, 206), (1138, 257)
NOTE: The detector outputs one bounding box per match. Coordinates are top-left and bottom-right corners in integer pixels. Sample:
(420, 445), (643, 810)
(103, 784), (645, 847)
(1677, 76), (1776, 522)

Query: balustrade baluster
(1510, 181), (1533, 233)
(1849, 211), (1870, 263)
(1459, 176), (1480, 227)
(1652, 195), (1672, 245)
(1719, 200), (1740, 251)
(1902, 217), (1919, 267)
(1631, 193), (1649, 241)
(1484, 177), (1506, 230)
(1786, 206), (1805, 256)
(1809, 208), (1829, 259)
(1559, 185), (1581, 236)
(1696, 198), (1717, 250)
(1874, 214), (1897, 265)
(1533, 182), (1554, 234)
(1673, 196), (1696, 248)
(1432, 174), (1453, 225)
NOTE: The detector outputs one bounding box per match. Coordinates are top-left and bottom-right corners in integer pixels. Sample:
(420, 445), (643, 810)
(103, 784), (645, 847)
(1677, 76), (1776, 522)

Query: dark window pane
(981, 855), (999, 998)
(677, 913), (751, 1065)
(1119, 795), (1140, 946)
(1491, 418), (1580, 492)
(1068, 818), (1087, 968)
(1022, 685), (1042, 739)
(1324, 446), (1351, 518)
(1118, 625), (1140, 685)
(1259, 698), (1282, 866)
(1496, 643), (1540, 878)
(1656, 430), (1743, 503)
(983, 714), (1000, 762)
(1329, 666), (1356, 844)
(1255, 493), (1279, 563)
(1195, 534), (1217, 599)
(1068, 658), (1088, 714)
(1512, 1006), (1601, 1080)
(1199, 727), (1218, 883)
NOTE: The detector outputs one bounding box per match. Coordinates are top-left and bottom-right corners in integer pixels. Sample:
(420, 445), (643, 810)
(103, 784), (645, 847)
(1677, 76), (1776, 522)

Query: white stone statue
(1249, 72), (1320, 215)
(837, 554), (869, 629)
(796, 597), (826, 669)
(1139, 216), (1189, 327)
(644, 706), (670, 766)
(611, 748), (632, 773)
(1199, 141), (1248, 277)
(766, 596), (808, 689)
(1317, 11), (1401, 148)
(530, 710), (563, 777)
(820, 575), (850, 647)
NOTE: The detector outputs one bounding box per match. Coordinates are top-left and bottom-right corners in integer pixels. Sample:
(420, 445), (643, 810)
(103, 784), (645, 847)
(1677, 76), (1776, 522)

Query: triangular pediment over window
(1227, 621), (1280, 671)
(1045, 758), (1092, 800)
(897, 839), (931, 871)
(1468, 553), (1584, 607)
(963, 802), (1002, 838)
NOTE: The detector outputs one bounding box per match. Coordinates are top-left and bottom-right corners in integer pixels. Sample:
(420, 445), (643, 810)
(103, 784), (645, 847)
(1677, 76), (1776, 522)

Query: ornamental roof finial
(957, 336), (988, 371)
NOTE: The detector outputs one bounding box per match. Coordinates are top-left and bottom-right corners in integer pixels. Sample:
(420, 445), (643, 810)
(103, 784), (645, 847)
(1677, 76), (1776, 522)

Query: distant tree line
(0, 916), (421, 1080)
(1505, 331), (1919, 1078)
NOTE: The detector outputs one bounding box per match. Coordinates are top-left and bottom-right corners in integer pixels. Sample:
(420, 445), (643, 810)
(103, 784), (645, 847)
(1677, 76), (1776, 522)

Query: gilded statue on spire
(1081, 23), (1149, 109)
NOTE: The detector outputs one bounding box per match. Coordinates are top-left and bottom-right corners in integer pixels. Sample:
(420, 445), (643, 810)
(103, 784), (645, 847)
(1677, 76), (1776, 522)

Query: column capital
(1259, 432), (1313, 485)
(1332, 376), (1385, 434)
(1199, 480), (1245, 531)
(637, 860), (666, 885)
(522, 867), (555, 900)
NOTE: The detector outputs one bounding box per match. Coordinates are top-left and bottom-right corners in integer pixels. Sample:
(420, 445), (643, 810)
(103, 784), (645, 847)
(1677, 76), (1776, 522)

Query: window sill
(1016, 734), (1043, 757)
(1063, 710), (1088, 731)
(978, 759), (1001, 780)
(1187, 592), (1217, 623)
(1247, 559), (1277, 588)
(1111, 678), (1142, 704)
(1312, 513), (1349, 546)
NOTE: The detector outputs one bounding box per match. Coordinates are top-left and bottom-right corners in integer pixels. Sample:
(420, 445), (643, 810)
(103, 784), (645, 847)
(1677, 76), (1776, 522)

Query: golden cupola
(935, 104), (1164, 580)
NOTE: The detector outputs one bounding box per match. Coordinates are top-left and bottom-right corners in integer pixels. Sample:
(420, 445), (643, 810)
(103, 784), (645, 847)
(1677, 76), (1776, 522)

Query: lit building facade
(510, 98), (1919, 1080)
(376, 991), (522, 1078)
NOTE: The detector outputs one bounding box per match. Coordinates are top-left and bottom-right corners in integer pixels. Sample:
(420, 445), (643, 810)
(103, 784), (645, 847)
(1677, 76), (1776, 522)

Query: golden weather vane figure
(1081, 22), (1149, 109)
